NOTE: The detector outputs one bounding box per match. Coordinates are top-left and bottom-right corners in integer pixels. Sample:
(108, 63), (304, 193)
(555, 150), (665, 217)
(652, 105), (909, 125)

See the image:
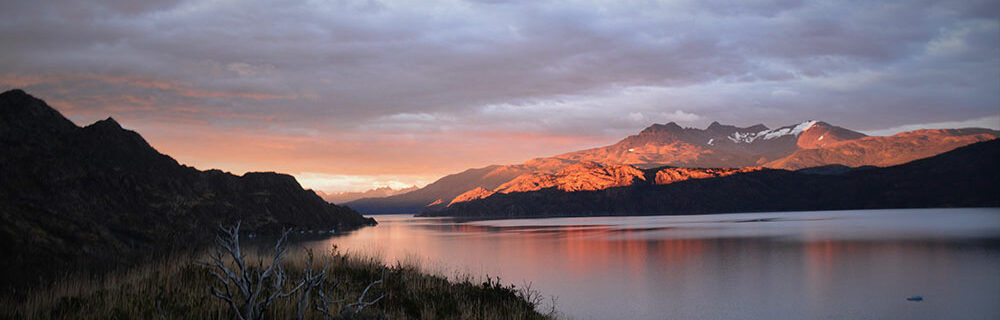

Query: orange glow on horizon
(47, 108), (613, 193)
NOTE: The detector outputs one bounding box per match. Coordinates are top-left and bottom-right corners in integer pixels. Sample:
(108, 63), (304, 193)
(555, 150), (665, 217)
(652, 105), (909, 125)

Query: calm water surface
(305, 208), (1000, 320)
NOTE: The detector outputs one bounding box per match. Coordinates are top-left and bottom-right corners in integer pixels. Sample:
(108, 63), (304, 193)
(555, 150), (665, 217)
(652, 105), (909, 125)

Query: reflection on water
(305, 208), (1000, 320)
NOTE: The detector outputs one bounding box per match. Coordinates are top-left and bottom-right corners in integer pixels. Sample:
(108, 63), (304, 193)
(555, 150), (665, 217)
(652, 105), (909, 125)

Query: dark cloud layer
(1, 0), (998, 190)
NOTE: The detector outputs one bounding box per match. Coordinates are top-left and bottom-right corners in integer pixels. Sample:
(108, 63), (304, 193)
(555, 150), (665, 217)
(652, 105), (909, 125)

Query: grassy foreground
(1, 245), (556, 320)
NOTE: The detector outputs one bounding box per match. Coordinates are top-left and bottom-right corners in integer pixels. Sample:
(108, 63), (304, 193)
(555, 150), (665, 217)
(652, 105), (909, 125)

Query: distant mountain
(345, 164), (532, 214)
(0, 89), (376, 288)
(425, 139), (1000, 218)
(348, 120), (997, 213)
(549, 120), (866, 168)
(317, 185), (418, 204)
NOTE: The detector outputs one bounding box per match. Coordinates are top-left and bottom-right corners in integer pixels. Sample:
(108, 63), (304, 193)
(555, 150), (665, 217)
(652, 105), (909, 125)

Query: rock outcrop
(495, 162), (647, 193)
(449, 187), (496, 206)
(654, 167), (765, 185)
(446, 164), (772, 206)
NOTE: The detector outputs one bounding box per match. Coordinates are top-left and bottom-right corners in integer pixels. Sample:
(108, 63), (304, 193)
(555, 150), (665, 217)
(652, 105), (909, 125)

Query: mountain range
(347, 120), (998, 213)
(0, 89), (375, 288)
(316, 186), (419, 204)
(426, 140), (1000, 218)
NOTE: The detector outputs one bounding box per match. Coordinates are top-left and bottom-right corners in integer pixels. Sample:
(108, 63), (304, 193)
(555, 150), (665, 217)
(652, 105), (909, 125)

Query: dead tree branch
(203, 223), (384, 319)
(344, 280), (385, 313)
(201, 222), (302, 320)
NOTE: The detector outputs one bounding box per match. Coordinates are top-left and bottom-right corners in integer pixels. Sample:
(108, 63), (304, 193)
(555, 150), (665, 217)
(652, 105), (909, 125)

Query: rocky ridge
(446, 163), (770, 205)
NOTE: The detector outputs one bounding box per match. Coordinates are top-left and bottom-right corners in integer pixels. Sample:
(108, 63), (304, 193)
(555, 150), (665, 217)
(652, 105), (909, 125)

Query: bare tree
(295, 250), (329, 320)
(204, 222), (386, 320)
(201, 222), (304, 320)
(313, 280), (345, 319)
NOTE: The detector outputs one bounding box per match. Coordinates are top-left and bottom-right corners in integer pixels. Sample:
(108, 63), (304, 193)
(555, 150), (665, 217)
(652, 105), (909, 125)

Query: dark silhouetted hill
(0, 89), (375, 288)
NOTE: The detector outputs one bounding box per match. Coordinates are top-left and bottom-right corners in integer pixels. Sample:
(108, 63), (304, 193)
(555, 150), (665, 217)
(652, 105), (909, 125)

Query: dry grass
(1, 245), (556, 320)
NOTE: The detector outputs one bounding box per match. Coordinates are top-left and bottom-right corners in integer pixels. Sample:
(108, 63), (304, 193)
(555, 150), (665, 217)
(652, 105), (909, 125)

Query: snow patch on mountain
(727, 120), (818, 144)
(727, 131), (762, 143)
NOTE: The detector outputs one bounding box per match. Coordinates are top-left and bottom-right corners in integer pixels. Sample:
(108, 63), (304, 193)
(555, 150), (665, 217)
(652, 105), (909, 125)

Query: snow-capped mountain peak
(727, 120), (818, 144)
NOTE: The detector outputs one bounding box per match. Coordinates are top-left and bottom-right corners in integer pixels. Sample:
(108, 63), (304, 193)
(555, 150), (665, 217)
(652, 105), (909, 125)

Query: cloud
(1, 0), (997, 190)
(862, 115), (1000, 136)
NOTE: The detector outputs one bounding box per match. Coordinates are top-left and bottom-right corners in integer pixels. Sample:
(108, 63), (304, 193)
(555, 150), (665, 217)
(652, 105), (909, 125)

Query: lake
(305, 208), (1000, 320)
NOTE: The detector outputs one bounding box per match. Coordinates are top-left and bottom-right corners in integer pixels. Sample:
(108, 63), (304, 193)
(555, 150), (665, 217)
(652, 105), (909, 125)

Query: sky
(2, 0), (998, 193)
